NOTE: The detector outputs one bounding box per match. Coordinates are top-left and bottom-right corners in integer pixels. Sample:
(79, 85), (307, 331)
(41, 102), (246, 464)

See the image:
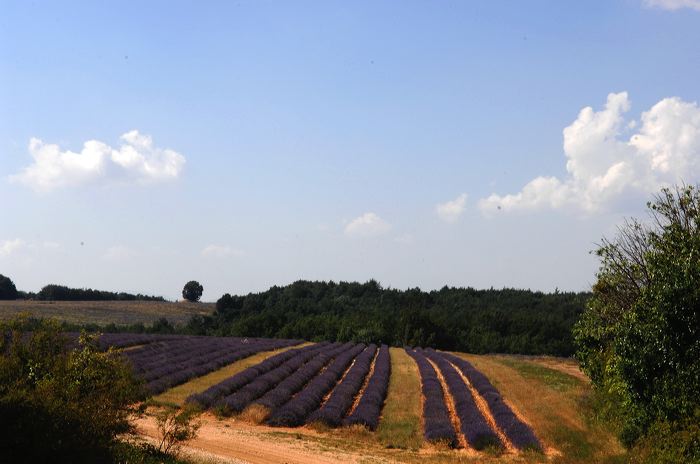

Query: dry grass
(239, 404), (271, 424)
(153, 343), (310, 406)
(376, 347), (423, 451)
(0, 299), (214, 326)
(455, 353), (626, 464)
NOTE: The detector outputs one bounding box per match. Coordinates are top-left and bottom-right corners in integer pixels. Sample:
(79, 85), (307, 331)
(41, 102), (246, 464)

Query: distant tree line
(35, 284), (166, 302)
(183, 280), (589, 356)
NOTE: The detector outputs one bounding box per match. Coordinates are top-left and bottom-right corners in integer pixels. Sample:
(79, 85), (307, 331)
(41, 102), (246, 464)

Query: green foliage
(0, 317), (143, 462)
(0, 273), (18, 300)
(574, 185), (700, 460)
(154, 406), (201, 455)
(182, 280), (203, 303)
(37, 284), (165, 301)
(496, 358), (582, 392)
(192, 280), (590, 356)
(110, 442), (192, 464)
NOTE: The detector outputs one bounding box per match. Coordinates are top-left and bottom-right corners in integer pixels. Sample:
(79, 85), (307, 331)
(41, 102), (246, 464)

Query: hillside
(136, 347), (624, 464)
(0, 300), (214, 326)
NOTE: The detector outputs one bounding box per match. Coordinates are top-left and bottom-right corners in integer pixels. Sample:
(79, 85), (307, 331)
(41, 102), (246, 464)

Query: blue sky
(1, 1), (699, 300)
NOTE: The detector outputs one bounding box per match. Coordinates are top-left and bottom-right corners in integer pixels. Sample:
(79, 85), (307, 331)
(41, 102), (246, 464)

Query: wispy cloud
(11, 130), (186, 192)
(0, 239), (25, 257)
(643, 0), (700, 11)
(479, 92), (700, 214)
(201, 244), (245, 258)
(344, 213), (391, 238)
(436, 193), (468, 223)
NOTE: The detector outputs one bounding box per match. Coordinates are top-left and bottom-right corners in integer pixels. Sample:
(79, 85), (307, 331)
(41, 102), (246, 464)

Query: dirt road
(133, 413), (385, 464)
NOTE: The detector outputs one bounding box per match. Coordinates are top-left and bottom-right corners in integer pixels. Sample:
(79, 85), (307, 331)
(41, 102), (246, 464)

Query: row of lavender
(114, 335), (300, 394)
(186, 342), (391, 430)
(406, 347), (540, 451)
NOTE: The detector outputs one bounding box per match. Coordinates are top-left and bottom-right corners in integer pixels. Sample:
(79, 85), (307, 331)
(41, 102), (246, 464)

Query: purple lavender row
(253, 342), (355, 412)
(421, 348), (501, 450)
(186, 343), (326, 409)
(219, 342), (339, 414)
(307, 344), (377, 427)
(267, 343), (367, 427)
(127, 337), (252, 372)
(97, 333), (186, 350)
(127, 337), (259, 376)
(144, 339), (297, 394)
(136, 340), (256, 381)
(440, 352), (541, 451)
(140, 340), (281, 384)
(405, 348), (457, 446)
(343, 344), (391, 430)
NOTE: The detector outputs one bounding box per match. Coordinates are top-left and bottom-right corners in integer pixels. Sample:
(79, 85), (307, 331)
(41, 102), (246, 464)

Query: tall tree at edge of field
(574, 184), (700, 462)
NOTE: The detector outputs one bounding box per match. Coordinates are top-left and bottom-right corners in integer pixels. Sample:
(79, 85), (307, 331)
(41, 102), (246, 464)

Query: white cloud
(479, 92), (700, 214)
(436, 193), (468, 223)
(0, 239), (25, 257)
(11, 130), (185, 192)
(201, 244), (245, 258)
(344, 213), (391, 238)
(643, 0), (700, 11)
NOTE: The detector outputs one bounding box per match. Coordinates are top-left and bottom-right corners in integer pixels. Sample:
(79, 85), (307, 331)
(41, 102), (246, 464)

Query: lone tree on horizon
(182, 280), (204, 302)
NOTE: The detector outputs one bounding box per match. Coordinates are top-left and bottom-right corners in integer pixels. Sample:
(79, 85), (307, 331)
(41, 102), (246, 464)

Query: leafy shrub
(0, 317), (142, 463)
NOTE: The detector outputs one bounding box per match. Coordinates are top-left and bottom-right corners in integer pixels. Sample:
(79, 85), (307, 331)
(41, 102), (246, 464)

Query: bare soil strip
(425, 358), (468, 449)
(446, 359), (516, 454)
(317, 354), (358, 409)
(345, 347), (379, 416)
(134, 413), (377, 464)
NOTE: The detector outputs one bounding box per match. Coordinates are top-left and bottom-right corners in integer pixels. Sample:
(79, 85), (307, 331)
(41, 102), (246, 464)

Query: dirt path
(133, 413), (383, 464)
(529, 357), (589, 383)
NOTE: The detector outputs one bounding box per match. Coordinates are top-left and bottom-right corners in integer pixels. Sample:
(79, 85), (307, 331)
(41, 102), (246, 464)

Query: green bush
(0, 317), (143, 463)
(574, 185), (700, 461)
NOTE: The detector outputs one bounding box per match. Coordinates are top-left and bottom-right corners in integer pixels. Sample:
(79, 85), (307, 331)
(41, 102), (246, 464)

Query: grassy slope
(377, 347), (423, 450)
(0, 300), (214, 326)
(459, 354), (626, 464)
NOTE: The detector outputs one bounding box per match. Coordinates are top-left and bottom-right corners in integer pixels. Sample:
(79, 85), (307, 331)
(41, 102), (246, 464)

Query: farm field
(98, 334), (626, 464)
(0, 299), (214, 325)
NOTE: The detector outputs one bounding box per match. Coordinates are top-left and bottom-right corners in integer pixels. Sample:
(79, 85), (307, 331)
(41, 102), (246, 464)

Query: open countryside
(2, 2), (699, 463)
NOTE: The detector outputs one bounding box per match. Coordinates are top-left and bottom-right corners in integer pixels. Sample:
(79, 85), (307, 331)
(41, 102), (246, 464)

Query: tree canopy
(182, 281), (204, 303)
(0, 274), (18, 300)
(36, 284), (165, 302)
(574, 185), (700, 462)
(184, 280), (590, 356)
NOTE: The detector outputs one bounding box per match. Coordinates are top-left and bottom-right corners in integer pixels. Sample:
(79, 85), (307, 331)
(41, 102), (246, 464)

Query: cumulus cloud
(643, 0), (700, 11)
(201, 244), (245, 258)
(479, 92), (700, 214)
(436, 193), (468, 223)
(11, 130), (185, 191)
(344, 213), (391, 238)
(0, 239), (25, 257)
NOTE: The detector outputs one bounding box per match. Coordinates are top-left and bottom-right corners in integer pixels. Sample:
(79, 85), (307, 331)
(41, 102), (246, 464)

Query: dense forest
(34, 284), (165, 302)
(185, 280), (589, 356)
